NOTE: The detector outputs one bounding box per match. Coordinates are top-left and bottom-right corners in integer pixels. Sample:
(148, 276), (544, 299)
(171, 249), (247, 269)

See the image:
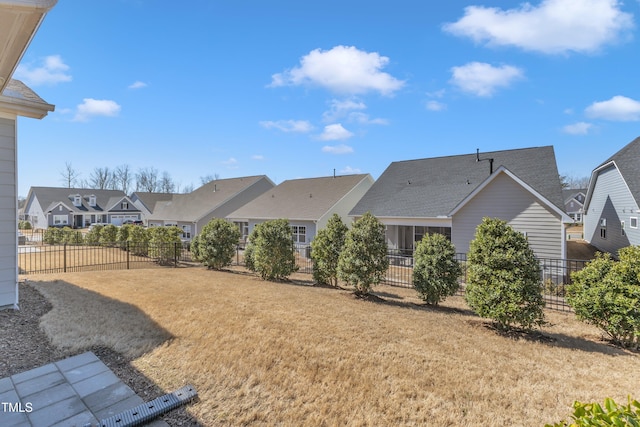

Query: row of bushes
(189, 215), (639, 349)
(42, 224), (184, 264)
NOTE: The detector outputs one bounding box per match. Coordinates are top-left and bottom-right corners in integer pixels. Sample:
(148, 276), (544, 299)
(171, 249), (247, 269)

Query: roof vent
(476, 148), (494, 175)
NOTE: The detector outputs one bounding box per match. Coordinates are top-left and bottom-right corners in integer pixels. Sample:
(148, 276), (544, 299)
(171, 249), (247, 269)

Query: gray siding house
(0, 0), (57, 309)
(23, 187), (141, 228)
(130, 191), (175, 224)
(145, 175), (275, 241)
(563, 189), (586, 224)
(350, 146), (570, 259)
(583, 137), (640, 256)
(227, 174), (374, 244)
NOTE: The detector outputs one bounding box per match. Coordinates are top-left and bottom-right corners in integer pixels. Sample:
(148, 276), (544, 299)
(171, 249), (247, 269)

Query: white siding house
(0, 0), (57, 309)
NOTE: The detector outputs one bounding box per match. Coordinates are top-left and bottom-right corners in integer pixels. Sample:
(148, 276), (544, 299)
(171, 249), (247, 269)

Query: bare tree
(135, 167), (159, 192)
(60, 162), (81, 188)
(113, 164), (133, 194)
(88, 167), (113, 189)
(159, 171), (175, 193)
(200, 173), (220, 185)
(560, 174), (590, 190)
(180, 183), (194, 194)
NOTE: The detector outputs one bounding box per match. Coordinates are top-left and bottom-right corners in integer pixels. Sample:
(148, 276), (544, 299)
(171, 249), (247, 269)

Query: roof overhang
(449, 165), (573, 223)
(0, 0), (56, 92)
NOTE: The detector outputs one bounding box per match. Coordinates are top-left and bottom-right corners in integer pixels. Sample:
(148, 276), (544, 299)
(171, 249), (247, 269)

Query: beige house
(144, 176), (275, 241)
(227, 174), (374, 244)
(0, 0), (56, 309)
(350, 147), (571, 260)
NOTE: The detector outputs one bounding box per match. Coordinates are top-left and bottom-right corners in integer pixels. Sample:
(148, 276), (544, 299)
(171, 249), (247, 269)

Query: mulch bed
(0, 283), (200, 426)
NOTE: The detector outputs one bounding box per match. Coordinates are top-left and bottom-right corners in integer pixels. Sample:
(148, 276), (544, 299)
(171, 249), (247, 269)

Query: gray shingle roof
(2, 79), (49, 104)
(598, 136), (640, 203)
(350, 146), (564, 218)
(27, 187), (133, 214)
(228, 174), (372, 221)
(131, 192), (176, 213)
(147, 175), (270, 222)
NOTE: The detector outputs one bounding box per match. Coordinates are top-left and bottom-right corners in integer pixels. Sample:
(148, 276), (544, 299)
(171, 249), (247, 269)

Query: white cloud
(318, 124), (354, 141)
(73, 98), (121, 122)
(443, 0), (634, 54)
(426, 100), (447, 111)
(15, 55), (72, 86)
(340, 166), (361, 174)
(562, 122), (593, 135)
(269, 45), (405, 96)
(322, 144), (354, 154)
(251, 154), (264, 160)
(222, 157), (238, 164)
(585, 96), (640, 121)
(259, 120), (313, 133)
(128, 81), (148, 89)
(322, 98), (388, 125)
(450, 62), (524, 97)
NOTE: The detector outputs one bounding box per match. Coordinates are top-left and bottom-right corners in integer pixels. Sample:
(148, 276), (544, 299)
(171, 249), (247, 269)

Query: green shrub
(413, 233), (462, 305)
(148, 226), (182, 264)
(546, 397), (640, 427)
(61, 227), (84, 245)
(99, 224), (118, 246)
(243, 244), (255, 272)
(192, 218), (240, 270)
(246, 219), (298, 280)
(337, 212), (389, 295)
(18, 220), (32, 230)
(84, 225), (103, 245)
(128, 226), (149, 256)
(311, 213), (348, 287)
(117, 224), (133, 247)
(43, 227), (63, 245)
(567, 247), (640, 349)
(465, 217), (544, 330)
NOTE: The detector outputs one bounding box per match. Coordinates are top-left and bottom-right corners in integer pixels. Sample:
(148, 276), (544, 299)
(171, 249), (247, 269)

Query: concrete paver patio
(0, 352), (168, 427)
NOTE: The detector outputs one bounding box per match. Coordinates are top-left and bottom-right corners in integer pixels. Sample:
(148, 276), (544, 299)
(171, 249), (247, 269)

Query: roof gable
(228, 174), (372, 221)
(27, 187), (128, 213)
(584, 137), (640, 211)
(148, 175), (272, 222)
(350, 146), (564, 218)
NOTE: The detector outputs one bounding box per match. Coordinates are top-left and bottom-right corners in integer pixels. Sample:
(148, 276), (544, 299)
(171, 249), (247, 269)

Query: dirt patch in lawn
(17, 267), (640, 426)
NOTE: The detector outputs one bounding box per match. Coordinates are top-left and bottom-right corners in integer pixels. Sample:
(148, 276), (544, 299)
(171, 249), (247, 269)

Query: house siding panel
(0, 117), (16, 308)
(316, 176), (373, 232)
(584, 165), (638, 255)
(452, 172), (563, 259)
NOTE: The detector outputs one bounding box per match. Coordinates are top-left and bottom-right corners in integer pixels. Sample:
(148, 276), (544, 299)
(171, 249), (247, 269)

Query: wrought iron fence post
(63, 243), (67, 273)
(174, 242), (179, 267)
(126, 241), (130, 270)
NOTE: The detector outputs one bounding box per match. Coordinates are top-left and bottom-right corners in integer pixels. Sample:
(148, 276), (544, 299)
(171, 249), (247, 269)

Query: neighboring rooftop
(26, 187), (129, 213)
(350, 146), (564, 218)
(597, 136), (640, 201)
(229, 174), (372, 221)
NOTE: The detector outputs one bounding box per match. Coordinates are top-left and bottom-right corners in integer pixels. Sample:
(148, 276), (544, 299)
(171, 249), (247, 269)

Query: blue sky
(14, 0), (640, 197)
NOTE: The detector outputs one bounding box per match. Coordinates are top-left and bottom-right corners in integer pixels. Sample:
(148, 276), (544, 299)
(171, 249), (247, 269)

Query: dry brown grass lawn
(28, 267), (639, 426)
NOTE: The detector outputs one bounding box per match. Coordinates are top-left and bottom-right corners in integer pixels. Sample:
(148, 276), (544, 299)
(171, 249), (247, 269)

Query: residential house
(583, 136), (640, 256)
(145, 175), (275, 240)
(130, 191), (175, 224)
(227, 174), (374, 245)
(23, 187), (141, 228)
(0, 0), (57, 309)
(350, 146), (570, 259)
(562, 188), (587, 223)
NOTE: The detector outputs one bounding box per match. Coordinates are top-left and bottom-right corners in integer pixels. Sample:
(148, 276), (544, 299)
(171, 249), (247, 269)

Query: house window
(121, 202), (129, 210)
(53, 215), (68, 225)
(621, 221), (625, 236)
(182, 225), (191, 239)
(292, 226), (306, 243)
(631, 217), (638, 229)
(89, 195), (96, 207)
(73, 195), (81, 206)
(600, 218), (607, 227)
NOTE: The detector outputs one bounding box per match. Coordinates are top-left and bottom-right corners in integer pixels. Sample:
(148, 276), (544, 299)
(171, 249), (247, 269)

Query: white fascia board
(449, 165), (573, 223)
(0, 95), (54, 118)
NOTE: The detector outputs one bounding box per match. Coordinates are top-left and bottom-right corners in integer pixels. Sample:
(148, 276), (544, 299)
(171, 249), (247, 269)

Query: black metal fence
(19, 242), (193, 274)
(20, 240), (588, 311)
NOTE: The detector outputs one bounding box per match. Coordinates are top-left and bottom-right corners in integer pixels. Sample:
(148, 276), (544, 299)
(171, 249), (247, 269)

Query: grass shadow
(465, 318), (632, 356)
(18, 281), (202, 425)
